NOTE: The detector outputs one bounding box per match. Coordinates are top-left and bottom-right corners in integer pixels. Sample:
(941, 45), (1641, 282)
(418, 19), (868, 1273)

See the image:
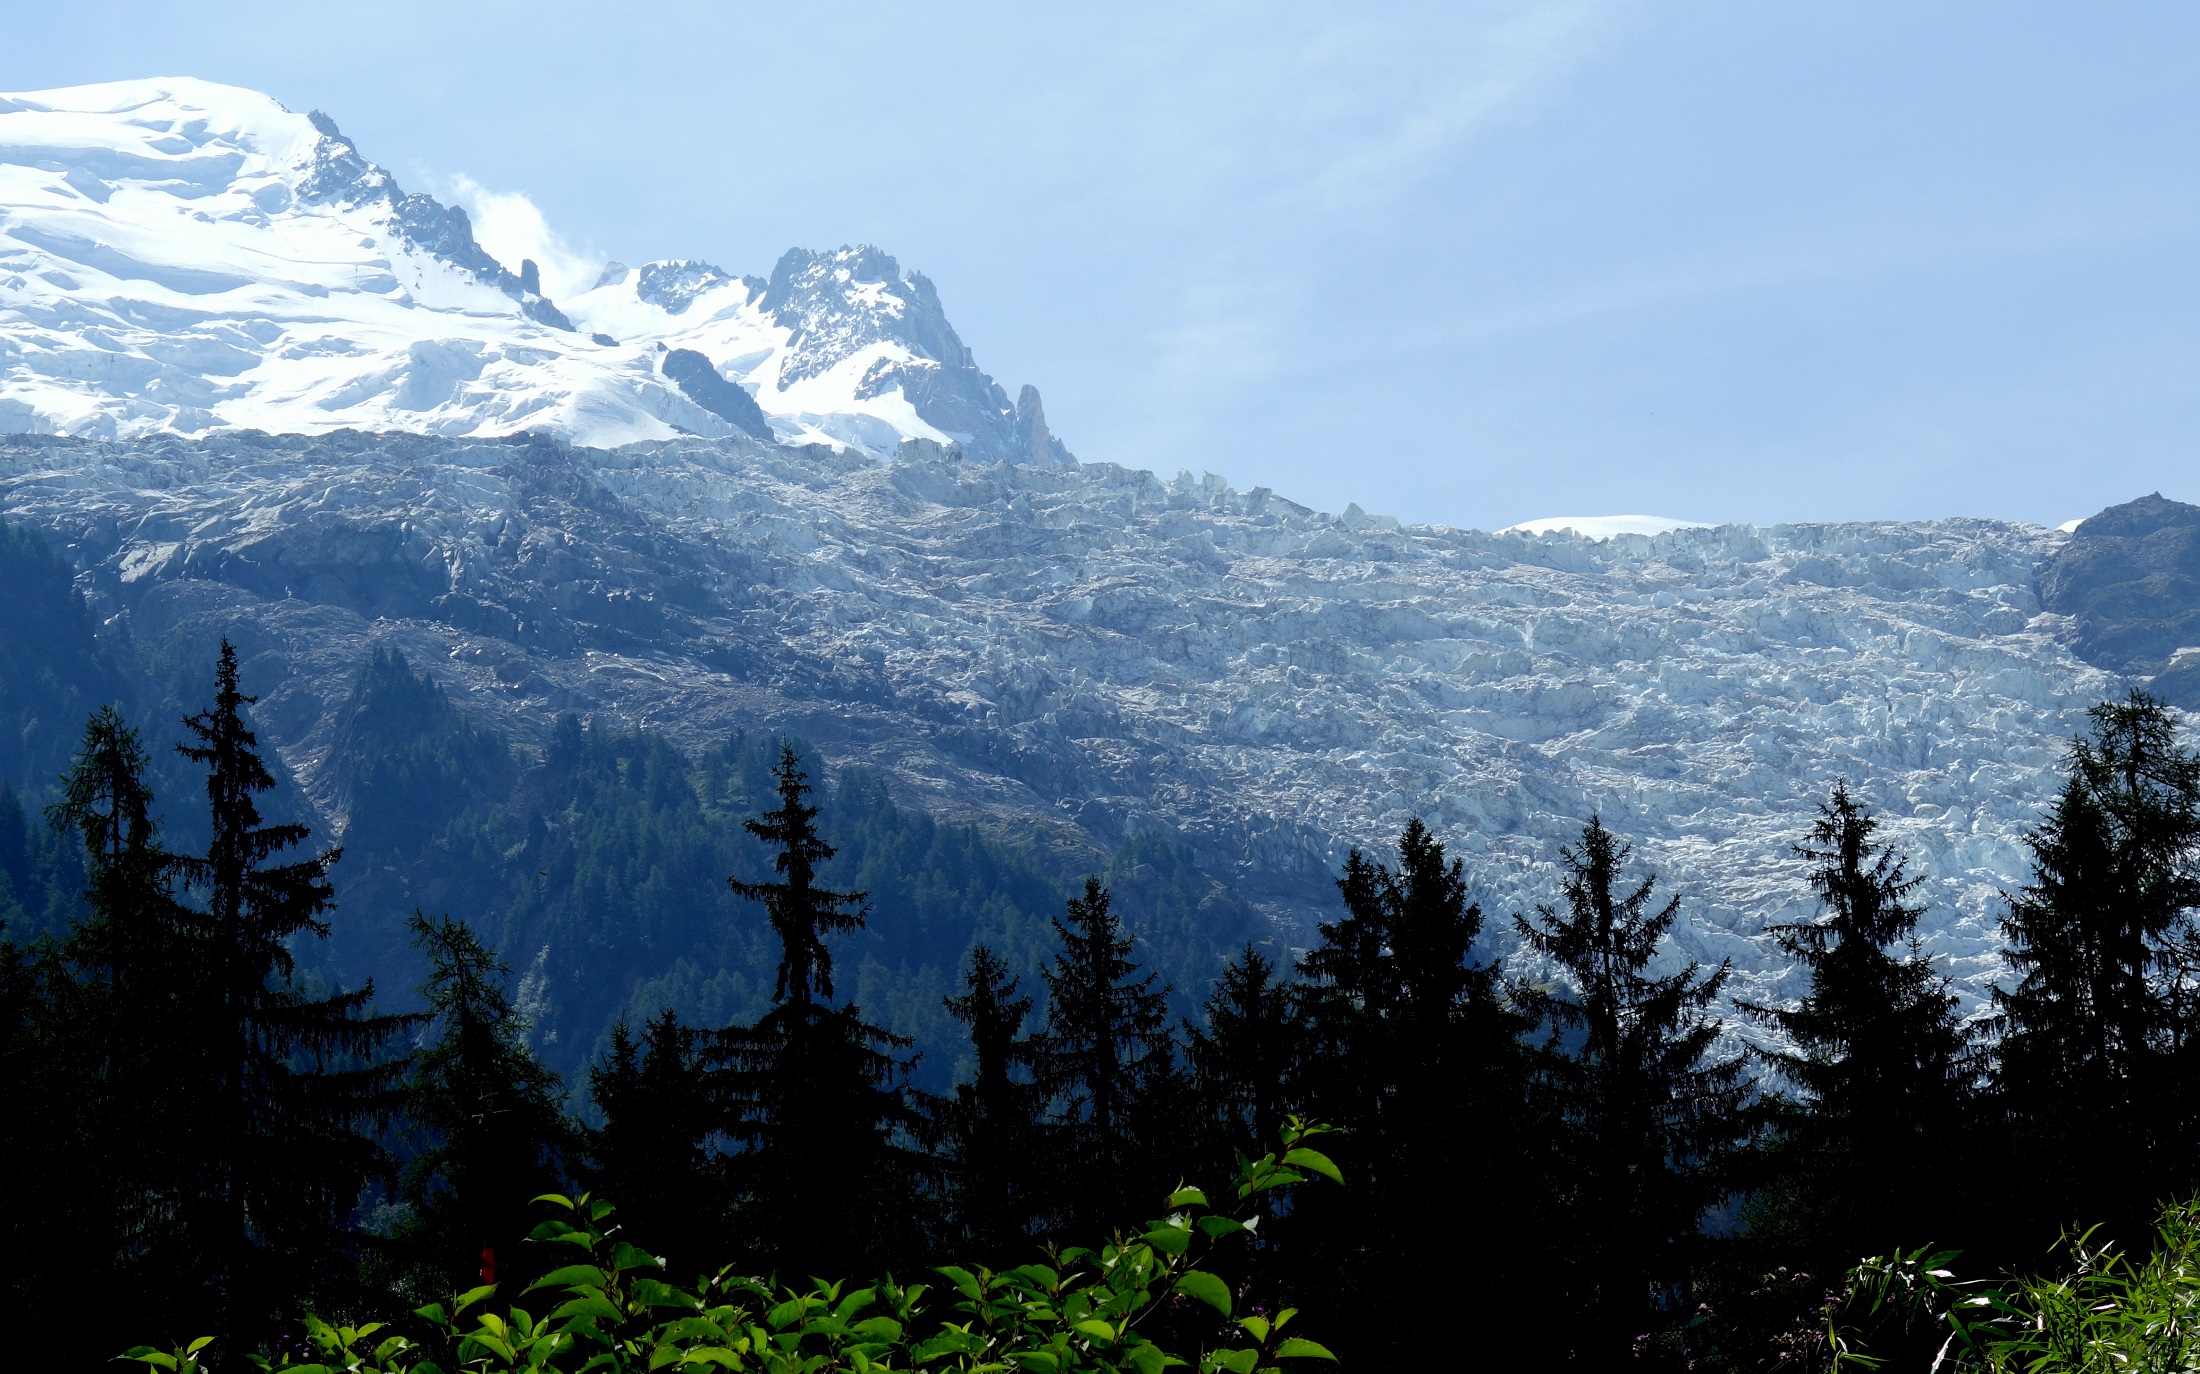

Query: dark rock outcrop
(661, 349), (774, 441)
(2037, 493), (2200, 703)
(760, 246), (1066, 465)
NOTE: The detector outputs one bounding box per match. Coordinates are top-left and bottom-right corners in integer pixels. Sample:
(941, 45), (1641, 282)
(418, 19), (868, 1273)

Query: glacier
(0, 427), (2120, 1036)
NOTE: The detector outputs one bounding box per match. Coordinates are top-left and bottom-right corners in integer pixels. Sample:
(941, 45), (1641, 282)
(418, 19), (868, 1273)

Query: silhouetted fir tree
(1515, 815), (1750, 1364)
(393, 913), (570, 1295)
(42, 708), (201, 1328)
(53, 706), (177, 991)
(1745, 783), (1971, 1270)
(0, 903), (86, 1369)
(169, 640), (413, 1343)
(586, 1010), (725, 1277)
(939, 943), (1042, 1258)
(1289, 819), (1538, 1363)
(730, 743), (869, 1008)
(1184, 943), (1298, 1166)
(1994, 691), (2200, 1245)
(716, 744), (927, 1274)
(1027, 876), (1180, 1236)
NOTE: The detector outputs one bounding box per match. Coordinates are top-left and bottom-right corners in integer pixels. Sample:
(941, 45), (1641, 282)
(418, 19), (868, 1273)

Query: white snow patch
(1500, 514), (1711, 540)
(2058, 518), (2087, 533)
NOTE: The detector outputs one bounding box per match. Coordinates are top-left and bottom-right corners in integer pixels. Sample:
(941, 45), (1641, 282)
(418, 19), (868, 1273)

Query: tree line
(7, 641), (2200, 1369)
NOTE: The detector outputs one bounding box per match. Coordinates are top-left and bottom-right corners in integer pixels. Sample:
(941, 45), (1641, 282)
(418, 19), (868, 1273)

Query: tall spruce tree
(586, 1010), (725, 1278)
(1995, 691), (2200, 1242)
(716, 745), (926, 1273)
(729, 743), (868, 1007)
(0, 865), (95, 1368)
(1027, 876), (1179, 1236)
(170, 640), (411, 1342)
(394, 913), (569, 1295)
(1289, 819), (1537, 1364)
(939, 944), (1042, 1258)
(1515, 815), (1750, 1363)
(1747, 783), (1971, 1267)
(1184, 943), (1297, 1167)
(44, 708), (200, 1331)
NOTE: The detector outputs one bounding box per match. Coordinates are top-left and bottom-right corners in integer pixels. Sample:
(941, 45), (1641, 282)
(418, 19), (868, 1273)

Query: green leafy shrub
(125, 1118), (1343, 1374)
(1830, 1195), (2200, 1371)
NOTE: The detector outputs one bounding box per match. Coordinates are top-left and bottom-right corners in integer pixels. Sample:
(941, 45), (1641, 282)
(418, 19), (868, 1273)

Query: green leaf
(1010, 1353), (1061, 1372)
(613, 1241), (665, 1273)
(1237, 1316), (1271, 1343)
(936, 1265), (983, 1300)
(853, 1317), (904, 1342)
(835, 1286), (879, 1322)
(1274, 1339), (1337, 1361)
(1174, 1270), (1232, 1316)
(1280, 1149), (1343, 1186)
(454, 1284), (499, 1314)
(1074, 1319), (1119, 1343)
(1205, 1350), (1258, 1374)
(1126, 1341), (1173, 1374)
(1168, 1186), (1209, 1209)
(185, 1338), (214, 1356)
(527, 1264), (610, 1292)
(532, 1192), (576, 1210)
(913, 1329), (988, 1361)
(1198, 1216), (1250, 1239)
(1142, 1224), (1192, 1256)
(549, 1294), (625, 1323)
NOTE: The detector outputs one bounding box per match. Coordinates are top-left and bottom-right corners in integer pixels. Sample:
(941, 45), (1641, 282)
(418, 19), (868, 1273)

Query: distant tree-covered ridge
(0, 523), (1268, 1090)
(317, 644), (1264, 1088)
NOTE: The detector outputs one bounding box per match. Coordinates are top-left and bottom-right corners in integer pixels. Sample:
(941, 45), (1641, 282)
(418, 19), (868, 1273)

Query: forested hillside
(0, 519), (1261, 1088)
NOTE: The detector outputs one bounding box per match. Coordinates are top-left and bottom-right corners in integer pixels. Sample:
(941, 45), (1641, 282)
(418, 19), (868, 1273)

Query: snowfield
(0, 80), (1065, 464)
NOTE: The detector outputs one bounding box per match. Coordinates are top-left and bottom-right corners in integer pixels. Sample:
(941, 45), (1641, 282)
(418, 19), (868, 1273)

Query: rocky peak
(636, 258), (739, 315)
(2039, 492), (2200, 696)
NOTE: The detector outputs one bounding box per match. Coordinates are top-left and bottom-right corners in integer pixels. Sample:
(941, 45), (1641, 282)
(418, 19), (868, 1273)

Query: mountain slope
(0, 428), (2118, 1036)
(0, 79), (1066, 461)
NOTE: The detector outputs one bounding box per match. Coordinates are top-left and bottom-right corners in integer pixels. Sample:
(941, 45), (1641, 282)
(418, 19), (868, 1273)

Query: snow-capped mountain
(0, 79), (1067, 462)
(0, 76), (2182, 1045)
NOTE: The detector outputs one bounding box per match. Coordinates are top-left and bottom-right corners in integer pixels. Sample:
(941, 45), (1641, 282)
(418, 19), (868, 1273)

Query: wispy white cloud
(443, 174), (601, 302)
(1111, 4), (1619, 416)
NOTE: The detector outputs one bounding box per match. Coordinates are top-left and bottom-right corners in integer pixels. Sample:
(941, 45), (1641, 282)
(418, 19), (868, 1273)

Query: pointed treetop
(728, 743), (867, 1005)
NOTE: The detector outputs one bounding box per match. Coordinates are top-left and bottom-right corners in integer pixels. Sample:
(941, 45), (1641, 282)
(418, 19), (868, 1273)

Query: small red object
(479, 1247), (497, 1283)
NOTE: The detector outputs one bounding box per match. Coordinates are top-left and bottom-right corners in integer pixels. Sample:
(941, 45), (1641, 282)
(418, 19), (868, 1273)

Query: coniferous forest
(12, 518), (2200, 1370)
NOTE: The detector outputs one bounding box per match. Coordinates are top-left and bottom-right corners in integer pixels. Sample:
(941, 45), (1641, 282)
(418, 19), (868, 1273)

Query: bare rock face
(2039, 494), (2200, 707)
(0, 429), (2117, 1038)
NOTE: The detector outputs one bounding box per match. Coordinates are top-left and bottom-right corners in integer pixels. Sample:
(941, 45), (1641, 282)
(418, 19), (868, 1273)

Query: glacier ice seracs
(0, 428), (2121, 1040)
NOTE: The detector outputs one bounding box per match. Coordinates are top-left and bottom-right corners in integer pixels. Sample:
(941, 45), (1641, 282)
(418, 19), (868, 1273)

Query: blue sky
(4, 2), (2197, 529)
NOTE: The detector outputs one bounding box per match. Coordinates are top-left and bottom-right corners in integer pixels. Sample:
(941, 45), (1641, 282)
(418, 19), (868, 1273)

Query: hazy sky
(5, 2), (2197, 530)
